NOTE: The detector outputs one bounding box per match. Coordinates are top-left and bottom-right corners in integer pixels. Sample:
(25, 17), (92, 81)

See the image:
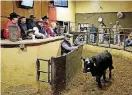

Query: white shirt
(112, 24), (122, 33)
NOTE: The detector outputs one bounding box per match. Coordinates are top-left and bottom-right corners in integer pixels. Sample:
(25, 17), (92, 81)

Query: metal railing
(72, 27), (132, 52)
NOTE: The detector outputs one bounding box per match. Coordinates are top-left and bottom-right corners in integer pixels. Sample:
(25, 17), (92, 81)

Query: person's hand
(18, 38), (22, 41)
(28, 29), (33, 31)
(75, 46), (78, 49)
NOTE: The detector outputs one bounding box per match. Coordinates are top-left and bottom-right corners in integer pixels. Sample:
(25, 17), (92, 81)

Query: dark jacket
(27, 19), (36, 29)
(37, 25), (47, 35)
(19, 23), (28, 40)
(61, 40), (72, 55)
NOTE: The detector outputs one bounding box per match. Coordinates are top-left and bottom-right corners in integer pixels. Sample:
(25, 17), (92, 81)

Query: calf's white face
(85, 58), (91, 71)
(82, 58), (91, 72)
(85, 58), (90, 64)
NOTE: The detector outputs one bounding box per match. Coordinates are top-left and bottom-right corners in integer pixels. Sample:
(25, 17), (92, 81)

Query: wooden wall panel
(1, 1), (13, 29)
(13, 1), (34, 18)
(41, 1), (48, 17)
(1, 18), (9, 30)
(34, 1), (41, 19)
(1, 1), (48, 30)
(1, 1), (13, 16)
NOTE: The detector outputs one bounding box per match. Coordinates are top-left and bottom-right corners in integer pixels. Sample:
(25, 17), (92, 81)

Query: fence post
(48, 60), (51, 84)
(123, 34), (126, 50)
(96, 32), (99, 46)
(109, 29), (111, 48)
(86, 31), (89, 44)
(36, 59), (40, 81)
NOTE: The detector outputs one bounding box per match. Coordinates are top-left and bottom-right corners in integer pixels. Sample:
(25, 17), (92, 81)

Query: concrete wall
(75, 12), (132, 29)
(76, 1), (132, 13)
(82, 45), (132, 60)
(1, 39), (62, 94)
(56, 1), (75, 22)
(75, 1), (132, 31)
(56, 1), (76, 31)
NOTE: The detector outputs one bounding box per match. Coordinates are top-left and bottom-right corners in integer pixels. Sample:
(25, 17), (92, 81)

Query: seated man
(125, 33), (132, 47)
(27, 15), (46, 39)
(74, 34), (86, 46)
(4, 12), (21, 40)
(61, 34), (78, 55)
(19, 16), (35, 40)
(36, 19), (48, 38)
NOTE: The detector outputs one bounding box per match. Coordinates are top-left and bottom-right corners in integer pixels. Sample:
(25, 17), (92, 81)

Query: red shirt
(43, 22), (50, 29)
(43, 21), (53, 36)
(4, 21), (21, 39)
(46, 27), (53, 36)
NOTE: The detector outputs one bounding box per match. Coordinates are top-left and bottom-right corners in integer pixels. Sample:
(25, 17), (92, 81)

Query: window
(78, 23), (89, 32)
(53, 0), (68, 8)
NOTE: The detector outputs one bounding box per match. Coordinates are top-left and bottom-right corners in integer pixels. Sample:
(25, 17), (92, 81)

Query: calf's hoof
(83, 69), (87, 73)
(104, 80), (109, 83)
(98, 84), (102, 88)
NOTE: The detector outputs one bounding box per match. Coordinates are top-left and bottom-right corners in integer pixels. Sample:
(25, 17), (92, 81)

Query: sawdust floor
(61, 55), (132, 95)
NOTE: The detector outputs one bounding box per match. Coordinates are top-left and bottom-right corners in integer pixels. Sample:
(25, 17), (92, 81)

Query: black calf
(82, 50), (114, 88)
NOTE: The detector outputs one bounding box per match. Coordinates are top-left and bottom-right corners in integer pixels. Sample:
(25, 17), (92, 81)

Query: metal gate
(36, 58), (51, 84)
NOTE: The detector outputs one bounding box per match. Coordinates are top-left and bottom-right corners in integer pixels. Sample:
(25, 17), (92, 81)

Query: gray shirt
(62, 42), (78, 51)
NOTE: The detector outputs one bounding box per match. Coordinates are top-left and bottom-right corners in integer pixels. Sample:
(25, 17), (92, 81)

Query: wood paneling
(13, 1), (33, 18)
(41, 1), (48, 17)
(1, 1), (13, 30)
(1, 1), (13, 16)
(34, 1), (41, 19)
(1, 1), (48, 30)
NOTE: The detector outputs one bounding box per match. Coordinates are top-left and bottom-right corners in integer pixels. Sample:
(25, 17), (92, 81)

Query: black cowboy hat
(9, 12), (20, 19)
(42, 15), (49, 20)
(30, 15), (36, 19)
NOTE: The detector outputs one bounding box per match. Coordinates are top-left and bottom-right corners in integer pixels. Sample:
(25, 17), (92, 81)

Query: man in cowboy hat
(3, 12), (22, 40)
(42, 15), (49, 22)
(125, 32), (132, 47)
(42, 15), (50, 31)
(35, 19), (48, 38)
(61, 34), (78, 55)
